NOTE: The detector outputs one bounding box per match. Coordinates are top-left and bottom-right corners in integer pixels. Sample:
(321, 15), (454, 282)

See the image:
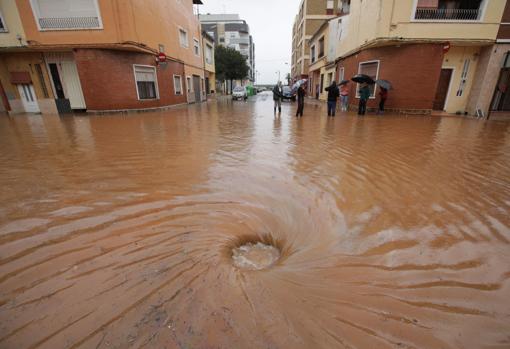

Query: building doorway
(433, 68), (453, 110)
(490, 53), (510, 112)
(17, 84), (40, 113)
(193, 75), (201, 102)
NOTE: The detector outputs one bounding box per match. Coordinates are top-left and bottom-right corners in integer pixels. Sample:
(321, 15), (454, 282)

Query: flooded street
(1, 94), (510, 348)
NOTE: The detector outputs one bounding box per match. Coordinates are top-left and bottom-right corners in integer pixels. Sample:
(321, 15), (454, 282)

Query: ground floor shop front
(335, 42), (508, 117)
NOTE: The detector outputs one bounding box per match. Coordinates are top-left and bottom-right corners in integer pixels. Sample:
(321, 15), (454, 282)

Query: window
(357, 61), (380, 98)
(205, 44), (213, 64)
(339, 67), (345, 82)
(311, 45), (316, 63)
(327, 72), (333, 86)
(326, 0), (334, 14)
(219, 37), (225, 43)
(318, 37), (325, 58)
(179, 28), (189, 48)
(193, 39), (200, 56)
(0, 11), (7, 32)
(133, 65), (158, 100)
(186, 76), (192, 93)
(414, 0), (483, 20)
(30, 0), (102, 30)
(339, 0), (351, 14)
(173, 75), (183, 95)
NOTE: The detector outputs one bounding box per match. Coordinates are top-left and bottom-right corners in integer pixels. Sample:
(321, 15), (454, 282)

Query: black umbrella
(351, 74), (375, 84)
(338, 79), (350, 86)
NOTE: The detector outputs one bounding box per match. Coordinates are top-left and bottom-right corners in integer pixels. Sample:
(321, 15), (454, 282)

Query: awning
(193, 0), (203, 4)
(10, 71), (32, 84)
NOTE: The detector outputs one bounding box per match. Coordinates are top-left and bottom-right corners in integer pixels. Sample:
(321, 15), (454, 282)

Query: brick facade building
(74, 49), (187, 112)
(337, 44), (445, 113)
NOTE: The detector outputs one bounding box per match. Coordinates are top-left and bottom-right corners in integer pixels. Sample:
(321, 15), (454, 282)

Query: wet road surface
(0, 93), (510, 348)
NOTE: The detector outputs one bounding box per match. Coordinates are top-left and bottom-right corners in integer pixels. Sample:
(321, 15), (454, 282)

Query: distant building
(199, 14), (255, 83)
(202, 31), (216, 95)
(291, 0), (343, 81)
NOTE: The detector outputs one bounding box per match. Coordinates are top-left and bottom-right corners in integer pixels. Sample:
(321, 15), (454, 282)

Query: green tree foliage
(215, 46), (249, 93)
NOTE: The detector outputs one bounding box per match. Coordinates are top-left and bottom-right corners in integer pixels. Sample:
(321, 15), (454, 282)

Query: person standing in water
(377, 87), (388, 115)
(340, 82), (349, 112)
(325, 81), (340, 117)
(296, 84), (306, 117)
(358, 83), (371, 116)
(272, 81), (283, 114)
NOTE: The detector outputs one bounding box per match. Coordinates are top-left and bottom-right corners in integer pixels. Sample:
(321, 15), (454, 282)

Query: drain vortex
(232, 241), (280, 270)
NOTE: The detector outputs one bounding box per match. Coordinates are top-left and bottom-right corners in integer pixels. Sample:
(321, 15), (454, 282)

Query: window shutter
(135, 66), (156, 82)
(360, 62), (378, 79)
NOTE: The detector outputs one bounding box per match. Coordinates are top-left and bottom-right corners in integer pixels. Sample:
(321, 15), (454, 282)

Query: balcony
(414, 7), (480, 20)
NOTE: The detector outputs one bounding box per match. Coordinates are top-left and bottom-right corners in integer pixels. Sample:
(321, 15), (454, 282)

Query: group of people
(272, 80), (388, 117)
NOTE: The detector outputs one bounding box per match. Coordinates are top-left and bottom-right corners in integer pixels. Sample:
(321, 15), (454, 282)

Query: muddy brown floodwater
(0, 94), (510, 349)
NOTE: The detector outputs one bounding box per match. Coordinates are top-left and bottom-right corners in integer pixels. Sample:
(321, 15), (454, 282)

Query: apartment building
(0, 0), (208, 114)
(308, 19), (339, 100)
(330, 0), (506, 116)
(199, 14), (255, 83)
(291, 0), (348, 81)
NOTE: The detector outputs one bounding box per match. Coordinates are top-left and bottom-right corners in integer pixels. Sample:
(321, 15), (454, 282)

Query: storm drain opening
(231, 235), (282, 270)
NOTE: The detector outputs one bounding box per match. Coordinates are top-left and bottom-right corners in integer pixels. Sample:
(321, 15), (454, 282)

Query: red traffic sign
(443, 42), (450, 54)
(158, 52), (166, 62)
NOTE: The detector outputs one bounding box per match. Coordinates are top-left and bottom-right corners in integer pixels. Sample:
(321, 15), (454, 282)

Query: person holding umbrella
(358, 83), (371, 116)
(339, 80), (349, 112)
(325, 81), (340, 117)
(272, 81), (283, 114)
(375, 80), (392, 115)
(296, 83), (306, 117)
(351, 74), (375, 116)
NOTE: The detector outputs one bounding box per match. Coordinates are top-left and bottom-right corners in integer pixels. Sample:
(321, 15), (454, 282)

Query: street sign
(443, 42), (450, 54)
(158, 52), (166, 63)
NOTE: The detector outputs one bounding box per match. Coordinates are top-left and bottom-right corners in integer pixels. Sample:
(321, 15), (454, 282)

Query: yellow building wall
(442, 46), (480, 114)
(0, 0), (26, 47)
(334, 0), (505, 59)
(0, 52), (57, 114)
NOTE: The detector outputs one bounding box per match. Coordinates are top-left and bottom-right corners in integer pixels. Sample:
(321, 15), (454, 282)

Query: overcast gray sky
(199, 0), (296, 85)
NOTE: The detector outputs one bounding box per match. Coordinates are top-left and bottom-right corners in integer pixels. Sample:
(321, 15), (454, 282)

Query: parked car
(282, 86), (296, 101)
(232, 86), (248, 100)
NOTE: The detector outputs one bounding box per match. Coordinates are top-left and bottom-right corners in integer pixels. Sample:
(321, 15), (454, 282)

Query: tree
(215, 46), (250, 94)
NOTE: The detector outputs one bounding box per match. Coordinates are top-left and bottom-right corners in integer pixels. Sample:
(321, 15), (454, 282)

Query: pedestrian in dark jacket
(358, 84), (370, 116)
(377, 87), (388, 115)
(296, 84), (306, 117)
(272, 81), (283, 114)
(325, 81), (340, 117)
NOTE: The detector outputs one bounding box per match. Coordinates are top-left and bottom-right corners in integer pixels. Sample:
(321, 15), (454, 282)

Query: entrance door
(490, 68), (510, 111)
(193, 75), (201, 102)
(17, 84), (40, 113)
(433, 68), (453, 110)
(205, 77), (210, 94)
(60, 61), (86, 109)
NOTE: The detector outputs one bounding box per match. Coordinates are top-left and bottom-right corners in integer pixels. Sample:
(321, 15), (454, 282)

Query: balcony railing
(38, 16), (101, 30)
(414, 8), (480, 21)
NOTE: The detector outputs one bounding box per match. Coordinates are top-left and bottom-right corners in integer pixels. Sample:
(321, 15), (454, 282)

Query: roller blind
(134, 66), (156, 82)
(34, 0), (98, 18)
